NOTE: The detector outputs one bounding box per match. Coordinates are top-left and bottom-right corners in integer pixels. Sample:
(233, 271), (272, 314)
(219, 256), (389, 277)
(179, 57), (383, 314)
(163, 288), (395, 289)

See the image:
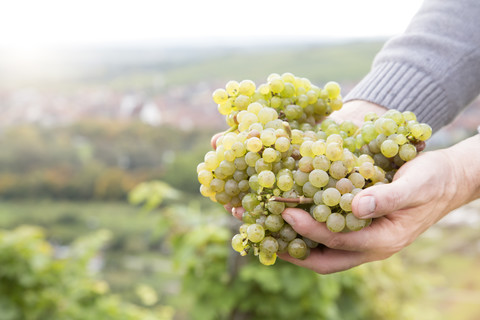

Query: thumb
(352, 177), (420, 219)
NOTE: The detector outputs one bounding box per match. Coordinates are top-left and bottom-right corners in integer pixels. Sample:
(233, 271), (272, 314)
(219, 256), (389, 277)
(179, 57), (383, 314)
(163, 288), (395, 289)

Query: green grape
(324, 81), (341, 99)
(248, 175), (260, 192)
(348, 172), (366, 189)
(231, 234), (245, 252)
(418, 123), (432, 141)
(225, 80), (240, 96)
(269, 78), (285, 94)
(260, 236), (279, 254)
(313, 191), (324, 205)
(336, 178), (353, 194)
(242, 193), (260, 211)
(247, 223), (265, 243)
(265, 214), (285, 232)
(260, 129), (277, 146)
(329, 98), (343, 111)
(210, 178), (225, 193)
(258, 170), (276, 188)
(302, 181), (320, 198)
(329, 161), (348, 180)
(258, 107), (278, 124)
(326, 212), (346, 232)
(239, 79), (256, 96)
(215, 191), (231, 205)
(247, 102), (263, 114)
(259, 251), (277, 266)
(212, 88), (229, 104)
(311, 204), (331, 222)
(262, 148), (277, 163)
(311, 140), (326, 155)
(380, 139), (399, 158)
(287, 238), (309, 260)
(309, 169), (329, 188)
(234, 95), (251, 110)
(345, 213), (369, 231)
(361, 123), (377, 143)
(200, 184), (215, 197)
(339, 193), (354, 211)
(218, 100), (233, 115)
(274, 136), (290, 152)
(300, 140), (315, 158)
(293, 170), (309, 186)
(219, 160), (236, 177)
(238, 180), (250, 192)
(359, 161), (375, 179)
(298, 156), (314, 173)
(326, 142), (343, 161)
(277, 174), (294, 191)
(399, 144), (417, 161)
(197, 170), (214, 186)
(267, 201), (285, 215)
(322, 188), (341, 207)
(225, 179), (240, 196)
(279, 224), (297, 242)
(255, 158), (273, 173)
(204, 153), (219, 171)
(242, 211), (257, 224)
(245, 151), (261, 167)
(312, 155), (331, 171)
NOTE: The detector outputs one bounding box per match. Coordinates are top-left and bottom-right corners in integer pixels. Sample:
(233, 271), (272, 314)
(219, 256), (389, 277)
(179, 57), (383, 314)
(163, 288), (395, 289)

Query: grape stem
(269, 196), (314, 204)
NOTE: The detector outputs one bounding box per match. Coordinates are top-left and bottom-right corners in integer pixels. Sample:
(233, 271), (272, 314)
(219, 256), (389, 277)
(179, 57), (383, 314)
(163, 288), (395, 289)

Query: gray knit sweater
(344, 0), (480, 132)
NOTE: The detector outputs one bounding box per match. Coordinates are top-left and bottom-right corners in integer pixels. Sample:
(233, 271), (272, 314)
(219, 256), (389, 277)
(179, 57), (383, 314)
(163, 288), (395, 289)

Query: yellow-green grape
(259, 251), (277, 266)
(312, 155), (331, 171)
(324, 81), (341, 99)
(260, 129), (277, 146)
(329, 161), (348, 180)
(274, 136), (290, 152)
(311, 140), (326, 156)
(225, 80), (240, 96)
(258, 170), (275, 188)
(215, 191), (231, 205)
(329, 98), (343, 111)
(198, 170), (214, 186)
(339, 193), (354, 211)
(218, 99), (233, 115)
(380, 139), (399, 158)
(290, 129), (303, 144)
(345, 213), (369, 231)
(258, 83), (271, 95)
(361, 123), (377, 143)
(231, 141), (246, 157)
(298, 156), (314, 173)
(204, 153), (219, 171)
(292, 170), (308, 187)
(245, 151), (261, 167)
(257, 107), (278, 124)
(197, 162), (207, 173)
(322, 187), (341, 207)
(418, 123), (432, 141)
(200, 184), (215, 198)
(402, 110), (417, 122)
(231, 234), (246, 252)
(309, 169), (329, 188)
(311, 204), (331, 222)
(326, 142), (343, 161)
(248, 175), (260, 192)
(384, 109), (404, 125)
(326, 212), (345, 232)
(357, 154), (374, 165)
(255, 158), (272, 173)
(247, 102), (264, 114)
(381, 118), (398, 135)
(336, 178), (353, 194)
(262, 147), (277, 163)
(278, 224), (297, 242)
(269, 78), (285, 94)
(264, 214), (285, 232)
(260, 236), (279, 254)
(348, 172), (366, 189)
(277, 174), (294, 191)
(399, 144), (417, 161)
(246, 137), (263, 152)
(364, 111), (378, 122)
(247, 223), (265, 243)
(218, 160), (236, 176)
(212, 88), (229, 104)
(234, 95), (251, 110)
(239, 80), (256, 96)
(210, 178), (225, 193)
(392, 133), (407, 145)
(287, 238), (309, 260)
(300, 140), (315, 158)
(359, 161), (375, 179)
(410, 123), (423, 139)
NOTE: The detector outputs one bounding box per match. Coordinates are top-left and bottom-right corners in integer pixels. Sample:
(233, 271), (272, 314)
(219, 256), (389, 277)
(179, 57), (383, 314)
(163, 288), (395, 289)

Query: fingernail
(231, 207), (236, 216)
(357, 196), (376, 218)
(282, 212), (295, 226)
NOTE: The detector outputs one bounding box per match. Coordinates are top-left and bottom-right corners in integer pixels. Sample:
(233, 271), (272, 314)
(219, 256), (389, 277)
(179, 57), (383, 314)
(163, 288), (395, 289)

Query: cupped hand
(279, 135), (480, 274)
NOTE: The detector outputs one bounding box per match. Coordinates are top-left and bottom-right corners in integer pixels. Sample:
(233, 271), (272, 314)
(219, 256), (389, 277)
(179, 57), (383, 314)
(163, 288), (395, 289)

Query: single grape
(258, 170), (276, 188)
(287, 238), (309, 260)
(345, 213), (369, 231)
(322, 188), (341, 207)
(247, 223), (265, 243)
(326, 212), (346, 232)
(311, 204), (331, 222)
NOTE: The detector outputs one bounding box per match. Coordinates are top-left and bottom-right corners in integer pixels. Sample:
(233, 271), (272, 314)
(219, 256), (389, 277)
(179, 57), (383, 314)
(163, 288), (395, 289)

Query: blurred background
(0, 1), (479, 319)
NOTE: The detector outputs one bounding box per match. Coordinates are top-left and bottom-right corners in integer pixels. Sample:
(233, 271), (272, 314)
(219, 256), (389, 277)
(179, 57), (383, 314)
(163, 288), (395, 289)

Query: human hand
(278, 134), (480, 274)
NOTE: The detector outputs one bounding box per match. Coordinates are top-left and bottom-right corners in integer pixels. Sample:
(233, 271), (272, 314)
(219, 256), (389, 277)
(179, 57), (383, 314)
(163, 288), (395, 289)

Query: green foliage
(129, 181), (432, 320)
(0, 226), (168, 320)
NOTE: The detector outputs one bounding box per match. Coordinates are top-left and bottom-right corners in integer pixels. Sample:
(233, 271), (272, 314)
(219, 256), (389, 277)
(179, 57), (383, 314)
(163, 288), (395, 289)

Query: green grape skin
(260, 236), (279, 254)
(329, 161), (348, 180)
(231, 234), (245, 252)
(242, 193), (260, 211)
(277, 174), (294, 191)
(279, 224), (297, 242)
(339, 193), (354, 211)
(266, 201), (285, 215)
(380, 139), (399, 158)
(345, 213), (369, 231)
(311, 204), (331, 222)
(309, 169), (329, 188)
(265, 214), (285, 232)
(322, 188), (341, 207)
(247, 223), (265, 243)
(259, 251), (277, 266)
(287, 238), (309, 260)
(326, 212), (346, 232)
(399, 144), (417, 161)
(303, 237), (319, 249)
(258, 170), (276, 188)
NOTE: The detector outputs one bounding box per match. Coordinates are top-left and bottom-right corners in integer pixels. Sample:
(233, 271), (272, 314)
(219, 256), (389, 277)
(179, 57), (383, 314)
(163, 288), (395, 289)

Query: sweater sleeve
(344, 0), (480, 132)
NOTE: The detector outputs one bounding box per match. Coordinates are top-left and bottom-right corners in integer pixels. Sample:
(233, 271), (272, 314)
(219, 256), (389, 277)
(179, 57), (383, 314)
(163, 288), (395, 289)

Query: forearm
(345, 0), (480, 132)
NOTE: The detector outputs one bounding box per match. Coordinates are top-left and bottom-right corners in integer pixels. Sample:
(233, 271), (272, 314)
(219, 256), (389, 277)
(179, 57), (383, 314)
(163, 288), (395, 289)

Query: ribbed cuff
(344, 62), (454, 132)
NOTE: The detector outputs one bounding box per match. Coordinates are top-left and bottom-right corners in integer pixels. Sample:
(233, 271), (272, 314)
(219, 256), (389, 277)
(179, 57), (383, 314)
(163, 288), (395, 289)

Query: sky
(0, 0), (423, 48)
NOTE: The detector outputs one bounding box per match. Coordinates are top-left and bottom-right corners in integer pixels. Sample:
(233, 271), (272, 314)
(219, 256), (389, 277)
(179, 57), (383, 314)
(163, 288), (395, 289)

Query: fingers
(278, 247), (369, 274)
(282, 208), (381, 252)
(230, 206), (244, 220)
(211, 132), (224, 149)
(351, 176), (419, 219)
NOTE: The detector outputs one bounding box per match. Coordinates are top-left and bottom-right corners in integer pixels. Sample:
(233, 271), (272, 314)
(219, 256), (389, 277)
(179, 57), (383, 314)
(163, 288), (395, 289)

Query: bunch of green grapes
(197, 73), (432, 266)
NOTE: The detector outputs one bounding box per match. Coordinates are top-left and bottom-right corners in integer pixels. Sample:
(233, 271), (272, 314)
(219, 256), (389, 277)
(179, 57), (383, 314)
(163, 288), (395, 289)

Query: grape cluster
(197, 73), (432, 265)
